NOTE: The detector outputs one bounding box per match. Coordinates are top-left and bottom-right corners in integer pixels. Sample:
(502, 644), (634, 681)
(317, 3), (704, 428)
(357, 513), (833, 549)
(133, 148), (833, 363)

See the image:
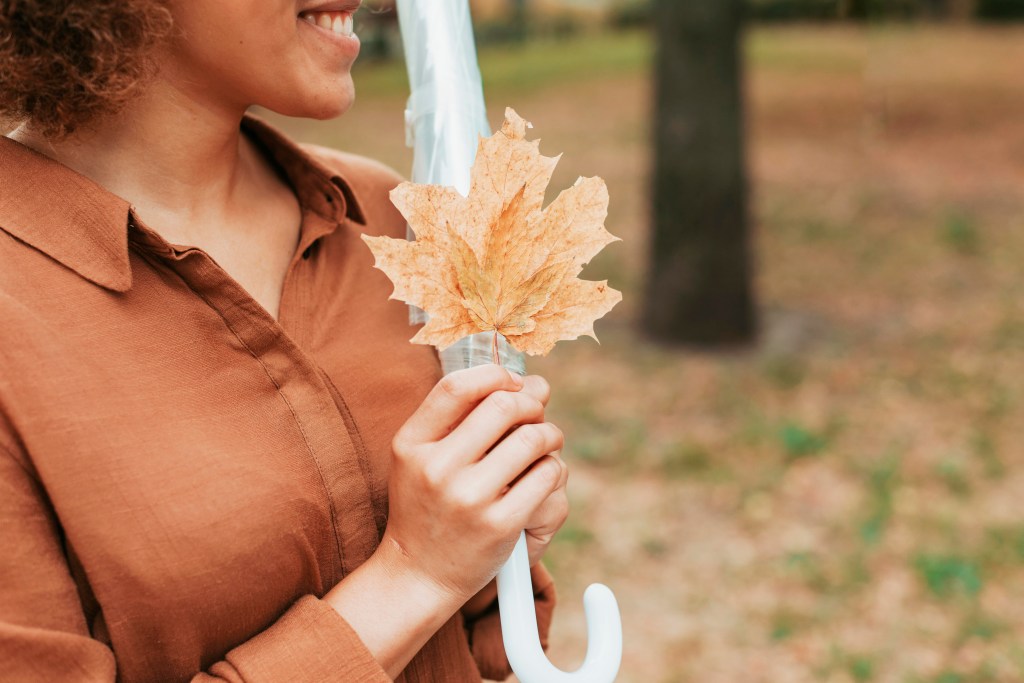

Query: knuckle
(527, 375), (551, 404)
(444, 489), (471, 511)
(391, 431), (415, 458)
(441, 479), (482, 512)
(482, 508), (514, 535)
(517, 423), (547, 451)
(484, 363), (511, 384)
(548, 423), (565, 450)
(489, 390), (519, 419)
(541, 457), (563, 487)
(520, 423), (561, 453)
(504, 507), (530, 533)
(436, 373), (465, 402)
(421, 460), (448, 490)
(522, 395), (546, 421)
(554, 492), (570, 521)
(463, 486), (487, 510)
(529, 528), (557, 546)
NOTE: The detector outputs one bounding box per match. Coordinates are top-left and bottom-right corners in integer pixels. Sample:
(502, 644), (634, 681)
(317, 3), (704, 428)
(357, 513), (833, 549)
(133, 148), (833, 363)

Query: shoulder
(303, 145), (407, 227)
(0, 231), (55, 320)
(304, 144), (406, 193)
(302, 145), (412, 238)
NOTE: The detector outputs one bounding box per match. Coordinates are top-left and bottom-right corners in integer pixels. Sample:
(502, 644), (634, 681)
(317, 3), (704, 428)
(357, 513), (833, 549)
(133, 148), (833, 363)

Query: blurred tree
(356, 0), (398, 61)
(976, 0), (1024, 18)
(947, 0), (979, 19)
(509, 0), (528, 41)
(643, 0), (756, 346)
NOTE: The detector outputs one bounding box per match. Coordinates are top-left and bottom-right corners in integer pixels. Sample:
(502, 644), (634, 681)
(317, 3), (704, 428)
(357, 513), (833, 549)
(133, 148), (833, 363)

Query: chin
(310, 92), (355, 121)
(262, 77), (355, 121)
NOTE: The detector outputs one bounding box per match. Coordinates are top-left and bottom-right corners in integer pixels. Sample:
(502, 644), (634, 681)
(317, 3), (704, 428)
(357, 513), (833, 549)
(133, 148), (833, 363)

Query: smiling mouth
(299, 10), (355, 37)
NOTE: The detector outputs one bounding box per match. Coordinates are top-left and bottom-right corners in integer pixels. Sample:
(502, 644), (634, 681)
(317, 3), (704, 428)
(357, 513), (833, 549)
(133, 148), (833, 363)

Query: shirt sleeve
(0, 439), (390, 683)
(463, 564), (557, 681)
(193, 597), (389, 683)
(0, 437), (117, 681)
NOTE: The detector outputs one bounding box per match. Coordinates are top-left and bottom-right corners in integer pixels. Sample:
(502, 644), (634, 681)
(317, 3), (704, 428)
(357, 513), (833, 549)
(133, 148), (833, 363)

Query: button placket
(153, 246), (380, 581)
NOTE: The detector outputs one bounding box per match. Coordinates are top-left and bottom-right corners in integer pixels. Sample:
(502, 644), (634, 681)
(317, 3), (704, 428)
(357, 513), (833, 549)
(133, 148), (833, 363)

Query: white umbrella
(394, 3), (623, 681)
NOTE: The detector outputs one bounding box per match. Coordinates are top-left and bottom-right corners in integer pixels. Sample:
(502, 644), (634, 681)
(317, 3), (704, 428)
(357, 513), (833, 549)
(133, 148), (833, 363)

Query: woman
(0, 1), (569, 681)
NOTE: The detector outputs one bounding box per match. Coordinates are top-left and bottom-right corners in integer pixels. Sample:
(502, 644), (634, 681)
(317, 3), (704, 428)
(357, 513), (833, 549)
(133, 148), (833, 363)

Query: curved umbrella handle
(394, 3), (623, 677)
(497, 531), (622, 683)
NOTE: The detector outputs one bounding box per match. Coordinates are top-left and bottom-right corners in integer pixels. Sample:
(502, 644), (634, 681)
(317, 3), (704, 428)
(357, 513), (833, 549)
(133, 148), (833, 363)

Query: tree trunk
(643, 0), (756, 347)
(946, 0), (978, 20)
(508, 0), (528, 42)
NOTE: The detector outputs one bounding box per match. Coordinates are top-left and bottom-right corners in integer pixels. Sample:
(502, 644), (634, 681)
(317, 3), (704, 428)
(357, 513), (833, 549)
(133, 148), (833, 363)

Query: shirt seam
(0, 438), (34, 480)
(317, 369), (387, 542)
(0, 404), (37, 479)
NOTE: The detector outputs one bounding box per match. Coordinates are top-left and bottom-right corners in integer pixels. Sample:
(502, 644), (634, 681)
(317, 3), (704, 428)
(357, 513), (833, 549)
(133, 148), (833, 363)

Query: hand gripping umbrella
(394, 3), (623, 681)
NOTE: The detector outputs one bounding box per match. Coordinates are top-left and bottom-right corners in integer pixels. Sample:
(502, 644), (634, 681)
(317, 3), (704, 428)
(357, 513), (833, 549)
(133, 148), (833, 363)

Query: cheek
(195, 22), (297, 79)
(164, 7), (356, 117)
(164, 3), (299, 95)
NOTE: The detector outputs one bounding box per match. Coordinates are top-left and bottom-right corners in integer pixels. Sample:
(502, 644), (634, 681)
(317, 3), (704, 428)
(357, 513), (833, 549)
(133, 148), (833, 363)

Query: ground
(262, 24), (1024, 683)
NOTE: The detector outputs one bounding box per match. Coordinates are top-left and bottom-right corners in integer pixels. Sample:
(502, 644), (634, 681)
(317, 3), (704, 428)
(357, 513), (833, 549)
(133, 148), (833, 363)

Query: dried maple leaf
(362, 107), (621, 357)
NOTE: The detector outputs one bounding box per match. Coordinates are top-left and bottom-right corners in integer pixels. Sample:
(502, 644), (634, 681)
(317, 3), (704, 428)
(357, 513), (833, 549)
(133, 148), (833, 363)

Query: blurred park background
(261, 1), (1024, 680)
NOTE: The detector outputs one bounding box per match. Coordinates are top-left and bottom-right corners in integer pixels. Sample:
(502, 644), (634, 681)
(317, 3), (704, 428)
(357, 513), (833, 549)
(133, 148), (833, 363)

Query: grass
(858, 452), (902, 546)
(940, 211), (982, 255)
(778, 420), (830, 460)
(914, 554), (984, 600)
(659, 441), (715, 479)
(349, 29), (652, 98)
(266, 22), (1024, 683)
(849, 654), (877, 682)
(746, 26), (866, 74)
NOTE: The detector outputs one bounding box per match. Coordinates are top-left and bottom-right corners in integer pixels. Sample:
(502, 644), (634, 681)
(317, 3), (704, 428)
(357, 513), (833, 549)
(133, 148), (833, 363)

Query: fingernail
(508, 370), (524, 387)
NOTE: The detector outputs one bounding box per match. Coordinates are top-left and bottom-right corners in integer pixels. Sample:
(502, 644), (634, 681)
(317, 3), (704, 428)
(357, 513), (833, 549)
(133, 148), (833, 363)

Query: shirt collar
(0, 114), (366, 293)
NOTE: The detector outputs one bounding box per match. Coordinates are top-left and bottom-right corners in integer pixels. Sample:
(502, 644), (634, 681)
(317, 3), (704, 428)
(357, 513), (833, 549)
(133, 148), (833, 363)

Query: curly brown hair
(0, 0), (173, 138)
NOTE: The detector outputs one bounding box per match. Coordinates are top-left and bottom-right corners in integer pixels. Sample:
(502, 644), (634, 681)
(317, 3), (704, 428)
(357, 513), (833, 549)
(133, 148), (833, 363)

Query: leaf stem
(492, 330), (501, 367)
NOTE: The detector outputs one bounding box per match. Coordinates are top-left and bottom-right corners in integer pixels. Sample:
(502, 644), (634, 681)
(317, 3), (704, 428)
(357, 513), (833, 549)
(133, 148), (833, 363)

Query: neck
(11, 78), (261, 239)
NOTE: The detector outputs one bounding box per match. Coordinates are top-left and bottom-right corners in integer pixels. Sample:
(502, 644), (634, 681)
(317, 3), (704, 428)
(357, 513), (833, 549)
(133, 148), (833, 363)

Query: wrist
(322, 535), (465, 677)
(373, 533), (468, 615)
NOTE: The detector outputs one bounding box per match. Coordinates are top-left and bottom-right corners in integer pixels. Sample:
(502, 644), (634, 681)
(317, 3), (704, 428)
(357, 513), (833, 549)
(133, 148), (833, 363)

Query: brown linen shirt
(0, 116), (555, 682)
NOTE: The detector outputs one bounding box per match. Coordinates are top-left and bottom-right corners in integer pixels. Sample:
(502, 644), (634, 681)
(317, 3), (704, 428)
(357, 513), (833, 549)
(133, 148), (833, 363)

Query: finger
(397, 365), (523, 446)
(495, 454), (565, 527)
(524, 488), (569, 567)
(471, 424), (564, 495)
(520, 375), (551, 408)
(550, 453), (569, 489)
(441, 390), (546, 465)
(525, 477), (569, 536)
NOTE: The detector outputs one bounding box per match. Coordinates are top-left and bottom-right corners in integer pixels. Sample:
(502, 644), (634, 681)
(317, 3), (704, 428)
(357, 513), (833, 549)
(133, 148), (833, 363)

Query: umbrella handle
(497, 531), (622, 683)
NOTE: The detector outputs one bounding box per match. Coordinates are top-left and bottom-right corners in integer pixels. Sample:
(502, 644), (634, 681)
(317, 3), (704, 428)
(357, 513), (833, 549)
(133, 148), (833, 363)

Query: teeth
(300, 11), (355, 37)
